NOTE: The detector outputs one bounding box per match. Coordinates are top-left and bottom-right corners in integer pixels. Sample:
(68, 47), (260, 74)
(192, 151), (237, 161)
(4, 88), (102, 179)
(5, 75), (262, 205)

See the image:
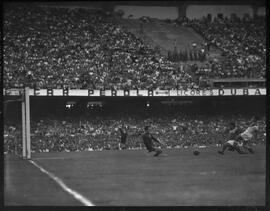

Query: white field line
(28, 160), (94, 206)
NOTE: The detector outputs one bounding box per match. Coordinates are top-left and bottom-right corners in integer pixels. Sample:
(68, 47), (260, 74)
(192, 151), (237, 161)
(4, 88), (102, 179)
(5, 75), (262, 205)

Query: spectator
(3, 6), (265, 90)
(4, 110), (266, 153)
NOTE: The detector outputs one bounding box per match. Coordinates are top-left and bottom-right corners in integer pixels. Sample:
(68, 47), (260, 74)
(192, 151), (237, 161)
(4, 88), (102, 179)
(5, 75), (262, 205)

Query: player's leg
(145, 143), (154, 153)
(218, 144), (227, 154)
(234, 145), (248, 154)
(243, 146), (254, 154)
(248, 148), (255, 154)
(122, 137), (128, 149)
(227, 145), (235, 151)
(218, 142), (231, 154)
(242, 141), (255, 154)
(239, 136), (254, 154)
(235, 135), (253, 153)
(153, 148), (162, 156)
(120, 142), (127, 150)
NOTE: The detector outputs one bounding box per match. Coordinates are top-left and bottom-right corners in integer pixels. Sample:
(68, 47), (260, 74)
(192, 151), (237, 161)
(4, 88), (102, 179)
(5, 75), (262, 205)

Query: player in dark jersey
(218, 122), (247, 154)
(119, 126), (128, 150)
(142, 126), (162, 157)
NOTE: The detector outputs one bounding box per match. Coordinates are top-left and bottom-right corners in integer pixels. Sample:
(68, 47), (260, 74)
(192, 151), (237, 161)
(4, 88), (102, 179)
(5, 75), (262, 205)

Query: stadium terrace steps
(118, 19), (223, 61)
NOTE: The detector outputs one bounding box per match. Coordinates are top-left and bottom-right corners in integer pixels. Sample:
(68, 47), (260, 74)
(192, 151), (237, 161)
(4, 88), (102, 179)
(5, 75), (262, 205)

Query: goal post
(22, 100), (26, 159)
(20, 87), (31, 159)
(24, 87), (31, 159)
(4, 87), (31, 159)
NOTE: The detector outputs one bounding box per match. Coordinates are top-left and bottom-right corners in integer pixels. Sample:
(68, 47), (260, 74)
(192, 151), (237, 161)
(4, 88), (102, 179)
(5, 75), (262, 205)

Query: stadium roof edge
(3, 0), (265, 7)
(107, 0), (265, 7)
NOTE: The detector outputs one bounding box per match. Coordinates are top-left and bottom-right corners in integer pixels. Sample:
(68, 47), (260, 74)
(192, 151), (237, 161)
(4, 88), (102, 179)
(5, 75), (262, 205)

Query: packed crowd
(4, 5), (266, 90)
(4, 5), (194, 90)
(185, 15), (266, 79)
(4, 112), (266, 154)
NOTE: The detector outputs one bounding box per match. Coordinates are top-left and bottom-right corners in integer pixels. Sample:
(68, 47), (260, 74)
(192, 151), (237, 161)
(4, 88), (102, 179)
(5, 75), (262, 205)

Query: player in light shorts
(218, 122), (247, 155)
(218, 140), (247, 154)
(235, 117), (259, 154)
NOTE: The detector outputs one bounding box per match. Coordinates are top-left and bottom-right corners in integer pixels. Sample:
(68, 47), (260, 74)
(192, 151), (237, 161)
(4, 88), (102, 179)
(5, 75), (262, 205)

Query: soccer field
(4, 146), (265, 206)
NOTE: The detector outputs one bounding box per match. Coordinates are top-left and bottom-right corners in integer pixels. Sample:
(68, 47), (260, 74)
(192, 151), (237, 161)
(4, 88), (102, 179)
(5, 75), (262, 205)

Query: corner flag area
(4, 146), (265, 206)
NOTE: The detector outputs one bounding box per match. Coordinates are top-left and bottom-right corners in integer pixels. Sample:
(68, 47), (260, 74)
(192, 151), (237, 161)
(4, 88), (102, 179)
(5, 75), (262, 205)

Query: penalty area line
(28, 160), (94, 206)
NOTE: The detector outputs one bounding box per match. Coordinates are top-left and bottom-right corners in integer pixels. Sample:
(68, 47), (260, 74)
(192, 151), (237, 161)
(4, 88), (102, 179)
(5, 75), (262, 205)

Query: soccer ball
(193, 150), (200, 156)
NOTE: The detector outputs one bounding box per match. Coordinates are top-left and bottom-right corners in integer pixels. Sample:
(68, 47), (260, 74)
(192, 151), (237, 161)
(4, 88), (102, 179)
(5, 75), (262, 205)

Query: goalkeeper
(142, 126), (163, 157)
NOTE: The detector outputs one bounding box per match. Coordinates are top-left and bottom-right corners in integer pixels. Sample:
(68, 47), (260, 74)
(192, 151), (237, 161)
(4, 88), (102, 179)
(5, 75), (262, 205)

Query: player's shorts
(235, 134), (245, 143)
(240, 133), (252, 141)
(143, 139), (154, 152)
(236, 134), (250, 146)
(226, 140), (241, 151)
(144, 143), (156, 152)
(146, 146), (156, 152)
(120, 139), (127, 144)
(226, 140), (238, 146)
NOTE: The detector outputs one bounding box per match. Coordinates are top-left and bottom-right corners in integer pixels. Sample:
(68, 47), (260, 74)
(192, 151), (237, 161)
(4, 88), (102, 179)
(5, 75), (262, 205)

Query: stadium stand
(4, 5), (266, 90)
(184, 16), (266, 79)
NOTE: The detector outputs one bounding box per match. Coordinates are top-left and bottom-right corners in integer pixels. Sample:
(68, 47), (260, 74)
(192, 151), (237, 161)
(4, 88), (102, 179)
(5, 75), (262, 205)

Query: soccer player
(119, 126), (128, 150)
(235, 117), (259, 154)
(142, 126), (162, 157)
(218, 122), (247, 155)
